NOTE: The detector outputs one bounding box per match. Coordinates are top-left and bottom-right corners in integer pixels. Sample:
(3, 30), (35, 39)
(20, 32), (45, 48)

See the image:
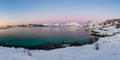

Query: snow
(0, 26), (120, 60)
(43, 23), (63, 27)
(92, 26), (120, 36)
(84, 20), (103, 28)
(64, 22), (82, 27)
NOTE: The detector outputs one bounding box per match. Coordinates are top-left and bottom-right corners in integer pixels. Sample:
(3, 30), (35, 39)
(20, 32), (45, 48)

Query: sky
(0, 0), (120, 26)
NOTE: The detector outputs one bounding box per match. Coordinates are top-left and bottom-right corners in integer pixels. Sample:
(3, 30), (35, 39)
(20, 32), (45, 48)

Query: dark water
(0, 27), (90, 49)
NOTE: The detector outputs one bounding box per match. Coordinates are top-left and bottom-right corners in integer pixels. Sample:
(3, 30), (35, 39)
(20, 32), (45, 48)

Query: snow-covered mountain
(64, 22), (82, 27)
(42, 23), (63, 27)
(90, 18), (120, 36)
(3, 22), (83, 28)
(84, 20), (103, 29)
(104, 18), (120, 27)
(84, 18), (120, 29)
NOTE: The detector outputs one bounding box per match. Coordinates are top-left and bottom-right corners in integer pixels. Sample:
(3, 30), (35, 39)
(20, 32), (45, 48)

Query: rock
(84, 20), (103, 29)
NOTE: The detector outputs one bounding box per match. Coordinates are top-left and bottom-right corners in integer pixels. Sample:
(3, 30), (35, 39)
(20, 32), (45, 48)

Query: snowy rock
(104, 18), (120, 27)
(84, 20), (103, 29)
(92, 26), (120, 36)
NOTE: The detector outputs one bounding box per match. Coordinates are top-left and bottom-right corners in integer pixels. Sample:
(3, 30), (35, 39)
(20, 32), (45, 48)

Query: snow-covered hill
(84, 18), (120, 29)
(104, 18), (120, 27)
(84, 20), (103, 29)
(64, 22), (82, 27)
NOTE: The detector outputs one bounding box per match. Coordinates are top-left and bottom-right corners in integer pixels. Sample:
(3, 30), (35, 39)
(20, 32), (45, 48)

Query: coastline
(0, 19), (120, 60)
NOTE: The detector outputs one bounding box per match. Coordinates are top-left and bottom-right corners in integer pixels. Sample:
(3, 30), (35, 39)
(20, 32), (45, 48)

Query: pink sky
(0, 0), (120, 26)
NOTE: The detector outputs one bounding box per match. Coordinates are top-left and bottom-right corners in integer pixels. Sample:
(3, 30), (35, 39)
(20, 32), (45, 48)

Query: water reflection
(0, 27), (90, 49)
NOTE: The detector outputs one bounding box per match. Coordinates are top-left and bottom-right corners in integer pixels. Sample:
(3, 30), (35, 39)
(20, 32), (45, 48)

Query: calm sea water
(0, 27), (90, 49)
